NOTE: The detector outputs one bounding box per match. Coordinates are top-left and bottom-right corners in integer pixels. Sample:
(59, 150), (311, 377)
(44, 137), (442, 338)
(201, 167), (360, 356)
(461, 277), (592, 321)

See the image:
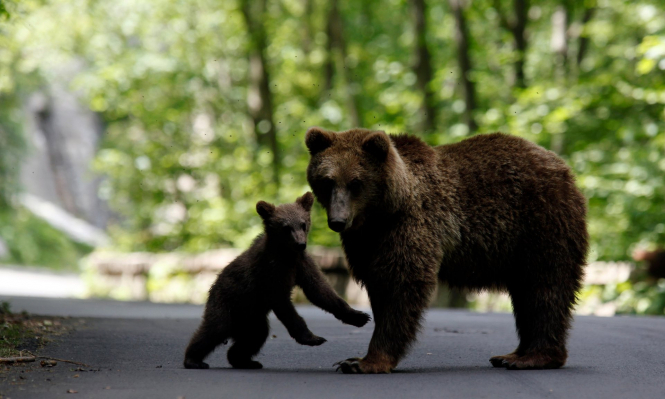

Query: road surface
(1, 295), (664, 398)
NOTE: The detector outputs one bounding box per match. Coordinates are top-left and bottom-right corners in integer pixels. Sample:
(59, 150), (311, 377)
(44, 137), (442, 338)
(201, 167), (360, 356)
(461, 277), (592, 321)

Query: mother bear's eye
(348, 179), (363, 196)
(318, 177), (335, 197)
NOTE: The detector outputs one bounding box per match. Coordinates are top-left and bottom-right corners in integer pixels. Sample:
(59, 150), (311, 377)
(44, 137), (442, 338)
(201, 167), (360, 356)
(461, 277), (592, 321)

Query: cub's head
(256, 192), (314, 251)
(305, 127), (408, 233)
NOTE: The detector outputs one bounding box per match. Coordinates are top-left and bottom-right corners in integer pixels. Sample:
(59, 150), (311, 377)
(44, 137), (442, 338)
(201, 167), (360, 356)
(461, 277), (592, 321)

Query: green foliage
(0, 301), (31, 359)
(0, 322), (25, 357)
(0, 207), (93, 270)
(0, 0), (25, 209)
(0, 98), (24, 209)
(0, 2), (9, 20)
(1, 1), (665, 311)
(580, 280), (665, 316)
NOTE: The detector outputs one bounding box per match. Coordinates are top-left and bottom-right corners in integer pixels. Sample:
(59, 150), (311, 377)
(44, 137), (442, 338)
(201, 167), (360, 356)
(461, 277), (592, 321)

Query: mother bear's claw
(334, 360), (362, 374)
(334, 357), (363, 373)
(333, 357), (361, 366)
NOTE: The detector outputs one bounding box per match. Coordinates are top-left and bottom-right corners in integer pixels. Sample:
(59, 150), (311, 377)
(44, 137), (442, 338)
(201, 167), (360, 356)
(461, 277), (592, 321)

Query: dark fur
(183, 192), (370, 370)
(306, 128), (588, 373)
(634, 248), (665, 279)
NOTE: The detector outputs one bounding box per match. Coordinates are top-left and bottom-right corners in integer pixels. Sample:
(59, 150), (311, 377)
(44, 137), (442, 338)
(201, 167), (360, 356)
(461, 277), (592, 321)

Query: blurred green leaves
(0, 2), (8, 20)
(0, 207), (92, 270)
(0, 0), (664, 267)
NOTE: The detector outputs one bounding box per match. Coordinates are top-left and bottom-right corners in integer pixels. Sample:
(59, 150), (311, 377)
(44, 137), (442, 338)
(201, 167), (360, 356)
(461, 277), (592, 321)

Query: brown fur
(306, 128), (588, 373)
(183, 192), (370, 370)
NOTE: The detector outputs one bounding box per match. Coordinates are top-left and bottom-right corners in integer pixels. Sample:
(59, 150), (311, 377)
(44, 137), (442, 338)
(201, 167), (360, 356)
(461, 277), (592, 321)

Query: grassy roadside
(0, 301), (67, 360)
(1, 301), (37, 359)
(1, 302), (85, 397)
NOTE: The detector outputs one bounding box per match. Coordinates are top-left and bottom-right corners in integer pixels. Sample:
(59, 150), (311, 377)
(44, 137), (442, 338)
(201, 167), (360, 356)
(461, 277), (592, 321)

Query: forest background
(1, 0), (664, 313)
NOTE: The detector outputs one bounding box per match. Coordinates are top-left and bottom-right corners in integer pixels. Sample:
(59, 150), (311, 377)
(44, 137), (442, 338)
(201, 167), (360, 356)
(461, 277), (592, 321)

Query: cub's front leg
(272, 298), (327, 346)
(297, 257), (371, 327)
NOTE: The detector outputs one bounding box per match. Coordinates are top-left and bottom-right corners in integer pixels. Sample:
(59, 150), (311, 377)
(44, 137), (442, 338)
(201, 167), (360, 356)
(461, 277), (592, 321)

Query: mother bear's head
(305, 127), (411, 233)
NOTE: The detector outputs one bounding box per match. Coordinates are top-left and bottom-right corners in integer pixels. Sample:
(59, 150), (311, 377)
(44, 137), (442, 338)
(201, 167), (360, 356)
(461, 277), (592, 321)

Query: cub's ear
(305, 127), (334, 155)
(362, 131), (390, 161)
(296, 191), (314, 212)
(256, 201), (276, 220)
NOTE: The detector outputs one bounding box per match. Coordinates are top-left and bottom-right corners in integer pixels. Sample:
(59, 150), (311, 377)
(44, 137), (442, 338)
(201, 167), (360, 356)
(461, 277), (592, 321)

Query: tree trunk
(449, 0), (477, 133)
(550, 1), (572, 154)
(576, 5), (596, 68)
(493, 0), (529, 88)
(512, 0), (528, 88)
(551, 4), (569, 79)
(302, 0), (314, 55)
(324, 3), (335, 93)
(241, 0), (279, 184)
(410, 0), (436, 133)
(34, 104), (81, 218)
(327, 0), (361, 128)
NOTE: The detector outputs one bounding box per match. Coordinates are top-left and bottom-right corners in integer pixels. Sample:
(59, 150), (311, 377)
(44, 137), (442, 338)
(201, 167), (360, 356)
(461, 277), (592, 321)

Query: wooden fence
(83, 248), (633, 309)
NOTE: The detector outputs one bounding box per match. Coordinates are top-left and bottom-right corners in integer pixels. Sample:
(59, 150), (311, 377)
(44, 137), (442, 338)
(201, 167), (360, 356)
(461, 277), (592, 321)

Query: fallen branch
(25, 351), (89, 367)
(0, 356), (36, 364)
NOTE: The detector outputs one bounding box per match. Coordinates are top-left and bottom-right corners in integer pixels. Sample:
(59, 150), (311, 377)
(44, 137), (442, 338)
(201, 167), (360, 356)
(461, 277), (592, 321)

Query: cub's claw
(298, 334), (327, 346)
(183, 360), (209, 369)
(231, 360), (263, 369)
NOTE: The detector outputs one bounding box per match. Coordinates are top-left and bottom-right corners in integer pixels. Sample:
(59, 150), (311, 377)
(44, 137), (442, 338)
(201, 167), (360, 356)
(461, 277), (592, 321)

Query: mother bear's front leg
(335, 274), (437, 374)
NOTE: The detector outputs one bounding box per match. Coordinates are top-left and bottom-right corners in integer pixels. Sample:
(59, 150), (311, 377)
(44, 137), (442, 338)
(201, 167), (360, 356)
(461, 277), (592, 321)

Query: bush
(0, 207), (93, 270)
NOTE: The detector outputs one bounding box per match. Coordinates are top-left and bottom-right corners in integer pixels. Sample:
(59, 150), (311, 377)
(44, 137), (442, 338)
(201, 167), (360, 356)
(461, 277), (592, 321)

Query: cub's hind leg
(227, 317), (270, 369)
(184, 320), (230, 369)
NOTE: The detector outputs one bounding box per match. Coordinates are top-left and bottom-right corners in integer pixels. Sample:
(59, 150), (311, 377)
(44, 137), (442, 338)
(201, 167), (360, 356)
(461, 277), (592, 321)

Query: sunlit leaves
(1, 0), (664, 267)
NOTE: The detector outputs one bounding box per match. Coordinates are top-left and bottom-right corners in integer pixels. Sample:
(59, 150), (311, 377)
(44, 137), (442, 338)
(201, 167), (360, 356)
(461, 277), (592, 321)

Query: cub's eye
(300, 223), (307, 231)
(348, 179), (363, 195)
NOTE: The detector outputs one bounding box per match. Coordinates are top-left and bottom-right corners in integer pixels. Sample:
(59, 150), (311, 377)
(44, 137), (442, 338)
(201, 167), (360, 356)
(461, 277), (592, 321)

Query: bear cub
(183, 192), (370, 370)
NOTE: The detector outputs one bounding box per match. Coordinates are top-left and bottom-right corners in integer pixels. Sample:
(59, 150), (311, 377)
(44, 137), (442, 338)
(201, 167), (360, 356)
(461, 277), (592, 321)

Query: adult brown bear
(305, 127), (588, 373)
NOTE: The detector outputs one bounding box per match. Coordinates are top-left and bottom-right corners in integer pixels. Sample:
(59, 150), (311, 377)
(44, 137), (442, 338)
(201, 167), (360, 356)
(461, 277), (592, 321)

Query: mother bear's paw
(489, 353), (519, 368)
(334, 357), (392, 374)
(490, 352), (565, 370)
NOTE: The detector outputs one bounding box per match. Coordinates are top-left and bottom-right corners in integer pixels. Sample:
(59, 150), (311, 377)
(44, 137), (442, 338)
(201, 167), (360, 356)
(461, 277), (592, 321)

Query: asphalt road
(1, 296), (664, 399)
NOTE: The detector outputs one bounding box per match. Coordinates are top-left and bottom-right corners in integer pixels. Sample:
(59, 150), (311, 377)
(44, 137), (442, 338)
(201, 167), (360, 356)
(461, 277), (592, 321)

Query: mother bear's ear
(305, 127), (334, 155)
(362, 131), (390, 161)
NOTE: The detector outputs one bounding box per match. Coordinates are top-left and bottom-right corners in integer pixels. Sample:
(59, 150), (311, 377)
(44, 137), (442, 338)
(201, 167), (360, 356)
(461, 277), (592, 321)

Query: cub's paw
(333, 357), (392, 374)
(297, 333), (327, 346)
(183, 359), (209, 369)
(230, 360), (263, 369)
(342, 310), (371, 328)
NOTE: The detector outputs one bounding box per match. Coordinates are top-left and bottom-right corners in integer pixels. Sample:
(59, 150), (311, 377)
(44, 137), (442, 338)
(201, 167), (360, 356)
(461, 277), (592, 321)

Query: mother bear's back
(431, 133), (587, 288)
